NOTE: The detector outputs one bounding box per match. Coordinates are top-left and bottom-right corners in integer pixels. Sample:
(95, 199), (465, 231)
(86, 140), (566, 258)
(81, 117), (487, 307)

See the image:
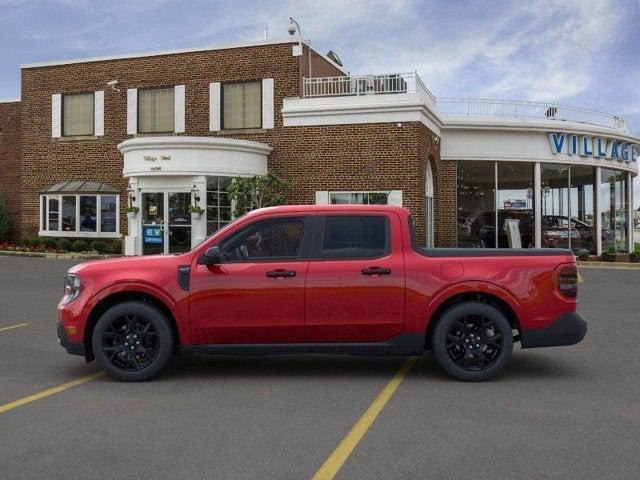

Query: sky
(1, 0), (639, 202)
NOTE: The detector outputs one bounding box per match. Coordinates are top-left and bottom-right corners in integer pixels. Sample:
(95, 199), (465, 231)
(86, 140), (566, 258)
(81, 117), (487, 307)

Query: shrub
(630, 252), (640, 263)
(58, 238), (73, 252)
(90, 240), (106, 252)
(577, 249), (590, 262)
(21, 238), (31, 247)
(42, 237), (58, 249)
(29, 237), (42, 247)
(72, 239), (89, 252)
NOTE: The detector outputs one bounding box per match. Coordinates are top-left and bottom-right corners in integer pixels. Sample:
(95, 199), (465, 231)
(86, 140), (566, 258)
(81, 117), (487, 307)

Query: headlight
(62, 273), (81, 304)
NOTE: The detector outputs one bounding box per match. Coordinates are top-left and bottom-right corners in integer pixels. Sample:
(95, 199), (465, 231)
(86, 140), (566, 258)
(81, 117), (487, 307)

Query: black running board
(181, 333), (425, 356)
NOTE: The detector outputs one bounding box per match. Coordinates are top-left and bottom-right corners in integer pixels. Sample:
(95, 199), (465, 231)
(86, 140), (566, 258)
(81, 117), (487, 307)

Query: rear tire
(431, 301), (513, 381)
(92, 301), (174, 382)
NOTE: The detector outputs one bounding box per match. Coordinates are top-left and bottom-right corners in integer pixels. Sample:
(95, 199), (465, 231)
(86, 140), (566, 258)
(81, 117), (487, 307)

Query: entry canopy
(41, 180), (120, 194)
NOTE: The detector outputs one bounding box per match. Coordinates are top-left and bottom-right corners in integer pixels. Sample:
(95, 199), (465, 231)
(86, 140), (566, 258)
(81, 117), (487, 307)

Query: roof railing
(435, 97), (628, 132)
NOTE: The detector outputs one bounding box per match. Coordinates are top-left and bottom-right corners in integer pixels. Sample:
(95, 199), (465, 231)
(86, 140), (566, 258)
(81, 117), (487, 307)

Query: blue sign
(144, 226), (163, 244)
(548, 132), (638, 163)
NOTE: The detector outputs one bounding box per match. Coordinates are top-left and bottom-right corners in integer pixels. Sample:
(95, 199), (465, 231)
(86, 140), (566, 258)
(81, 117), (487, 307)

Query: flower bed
(0, 238), (122, 256)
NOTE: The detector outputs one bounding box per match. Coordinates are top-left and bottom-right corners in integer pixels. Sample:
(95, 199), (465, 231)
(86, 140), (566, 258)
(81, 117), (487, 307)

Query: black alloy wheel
(92, 301), (173, 382)
(445, 314), (503, 371)
(432, 301), (513, 381)
(101, 313), (159, 371)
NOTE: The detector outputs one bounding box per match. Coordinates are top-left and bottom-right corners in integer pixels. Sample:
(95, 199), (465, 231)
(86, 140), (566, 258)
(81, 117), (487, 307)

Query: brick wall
(16, 41), (453, 247)
(0, 101), (21, 240)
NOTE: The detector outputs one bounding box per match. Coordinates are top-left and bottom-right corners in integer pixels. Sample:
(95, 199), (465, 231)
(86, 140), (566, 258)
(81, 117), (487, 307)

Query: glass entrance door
(168, 192), (191, 254)
(142, 192), (165, 255)
(141, 192), (192, 255)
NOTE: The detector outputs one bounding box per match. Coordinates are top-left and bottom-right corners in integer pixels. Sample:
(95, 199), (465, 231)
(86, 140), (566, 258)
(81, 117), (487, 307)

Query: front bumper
(520, 312), (587, 348)
(56, 321), (86, 356)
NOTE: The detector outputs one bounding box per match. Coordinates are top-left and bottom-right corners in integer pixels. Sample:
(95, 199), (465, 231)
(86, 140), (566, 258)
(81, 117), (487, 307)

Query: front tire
(431, 301), (513, 381)
(92, 301), (174, 382)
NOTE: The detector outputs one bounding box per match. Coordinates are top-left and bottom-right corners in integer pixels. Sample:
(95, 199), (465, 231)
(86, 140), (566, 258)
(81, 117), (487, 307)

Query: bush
(29, 237), (42, 247)
(577, 249), (590, 262)
(72, 239), (89, 252)
(42, 237), (58, 249)
(630, 252), (640, 263)
(21, 238), (31, 247)
(90, 240), (106, 253)
(58, 238), (73, 252)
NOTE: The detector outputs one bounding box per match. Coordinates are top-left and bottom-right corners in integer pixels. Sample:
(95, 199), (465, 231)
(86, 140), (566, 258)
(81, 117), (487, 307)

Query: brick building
(1, 38), (638, 256)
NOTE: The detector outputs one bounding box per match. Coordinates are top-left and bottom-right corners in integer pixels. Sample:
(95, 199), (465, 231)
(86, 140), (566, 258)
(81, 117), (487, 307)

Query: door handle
(266, 269), (297, 278)
(361, 267), (391, 276)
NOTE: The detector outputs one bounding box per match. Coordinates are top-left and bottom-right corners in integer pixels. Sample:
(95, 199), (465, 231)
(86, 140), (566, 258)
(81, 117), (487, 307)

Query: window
(601, 168), (629, 253)
(497, 163), (535, 248)
(457, 161), (496, 248)
(569, 166), (596, 254)
(40, 193), (119, 237)
(321, 216), (389, 259)
(220, 217), (306, 262)
(138, 88), (175, 133)
(63, 92), (94, 136)
(329, 192), (389, 205)
(222, 81), (261, 129)
(541, 164), (570, 250)
(101, 195), (117, 233)
(206, 176), (233, 235)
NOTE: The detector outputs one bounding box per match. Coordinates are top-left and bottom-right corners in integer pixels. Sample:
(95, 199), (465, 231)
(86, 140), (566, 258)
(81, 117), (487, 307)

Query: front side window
(100, 195), (117, 233)
(220, 217), (306, 262)
(329, 192), (389, 205)
(61, 196), (76, 231)
(321, 216), (389, 259)
(222, 81), (261, 130)
(138, 87), (175, 133)
(80, 196), (97, 232)
(63, 92), (94, 136)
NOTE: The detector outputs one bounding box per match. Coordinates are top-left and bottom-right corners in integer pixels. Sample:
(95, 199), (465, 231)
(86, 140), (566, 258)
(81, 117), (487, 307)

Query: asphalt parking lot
(0, 256), (639, 480)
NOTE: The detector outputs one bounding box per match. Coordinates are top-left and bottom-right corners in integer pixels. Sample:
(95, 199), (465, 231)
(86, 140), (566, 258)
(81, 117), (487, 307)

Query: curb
(0, 250), (120, 260)
(577, 261), (640, 269)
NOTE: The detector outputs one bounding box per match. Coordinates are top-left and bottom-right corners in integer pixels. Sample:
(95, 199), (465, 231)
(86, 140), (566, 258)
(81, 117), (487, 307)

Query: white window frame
(327, 191), (394, 205)
(39, 193), (121, 238)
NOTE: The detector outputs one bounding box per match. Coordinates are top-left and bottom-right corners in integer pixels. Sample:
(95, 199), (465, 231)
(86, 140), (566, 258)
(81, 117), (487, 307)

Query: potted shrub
(602, 245), (617, 262)
(577, 249), (590, 262)
(125, 206), (139, 219)
(188, 205), (205, 219)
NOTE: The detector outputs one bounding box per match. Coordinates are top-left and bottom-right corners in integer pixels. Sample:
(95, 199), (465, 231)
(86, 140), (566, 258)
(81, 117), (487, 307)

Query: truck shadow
(158, 350), (581, 382)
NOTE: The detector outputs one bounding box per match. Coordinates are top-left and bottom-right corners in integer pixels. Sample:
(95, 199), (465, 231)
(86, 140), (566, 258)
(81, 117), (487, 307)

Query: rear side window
(321, 216), (389, 259)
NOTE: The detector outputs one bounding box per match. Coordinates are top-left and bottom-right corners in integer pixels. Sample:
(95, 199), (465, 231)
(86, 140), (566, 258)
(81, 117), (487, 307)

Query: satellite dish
(326, 50), (343, 67)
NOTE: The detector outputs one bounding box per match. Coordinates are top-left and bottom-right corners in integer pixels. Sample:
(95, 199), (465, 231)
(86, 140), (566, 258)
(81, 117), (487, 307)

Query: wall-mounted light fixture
(191, 185), (201, 203)
(126, 185), (136, 203)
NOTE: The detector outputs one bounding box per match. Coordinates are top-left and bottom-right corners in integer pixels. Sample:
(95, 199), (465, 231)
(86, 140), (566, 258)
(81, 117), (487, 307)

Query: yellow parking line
(311, 356), (417, 480)
(0, 323), (28, 332)
(578, 273), (584, 283)
(0, 372), (105, 414)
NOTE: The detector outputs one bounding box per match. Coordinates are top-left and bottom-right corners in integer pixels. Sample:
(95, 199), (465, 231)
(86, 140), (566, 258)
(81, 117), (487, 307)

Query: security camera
(106, 80), (120, 92)
(287, 18), (297, 35)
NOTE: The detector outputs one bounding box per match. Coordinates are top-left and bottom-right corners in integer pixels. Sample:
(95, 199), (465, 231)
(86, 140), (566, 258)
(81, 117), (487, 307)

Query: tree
(0, 197), (9, 241)
(227, 173), (287, 218)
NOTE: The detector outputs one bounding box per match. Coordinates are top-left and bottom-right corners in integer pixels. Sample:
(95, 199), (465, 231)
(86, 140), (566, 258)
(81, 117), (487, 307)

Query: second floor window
(63, 92), (94, 136)
(138, 87), (175, 133)
(223, 81), (261, 130)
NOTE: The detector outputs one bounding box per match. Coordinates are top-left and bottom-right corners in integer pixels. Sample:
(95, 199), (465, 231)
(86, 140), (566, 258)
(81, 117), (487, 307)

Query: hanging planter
(125, 206), (139, 219)
(188, 205), (205, 219)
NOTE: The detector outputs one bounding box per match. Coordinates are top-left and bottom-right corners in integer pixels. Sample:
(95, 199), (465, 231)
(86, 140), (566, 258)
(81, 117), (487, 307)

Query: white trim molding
(174, 85), (186, 133)
(51, 94), (62, 138)
(94, 90), (104, 136)
(126, 88), (137, 135)
(262, 78), (275, 129)
(209, 82), (221, 132)
(118, 136), (271, 178)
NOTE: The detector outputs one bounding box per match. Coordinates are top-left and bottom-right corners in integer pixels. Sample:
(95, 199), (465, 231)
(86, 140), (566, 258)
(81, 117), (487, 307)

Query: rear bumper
(56, 321), (86, 356)
(520, 312), (587, 348)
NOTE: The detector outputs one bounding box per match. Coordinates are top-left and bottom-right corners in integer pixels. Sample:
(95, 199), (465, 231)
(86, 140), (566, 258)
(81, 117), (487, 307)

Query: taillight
(558, 265), (578, 298)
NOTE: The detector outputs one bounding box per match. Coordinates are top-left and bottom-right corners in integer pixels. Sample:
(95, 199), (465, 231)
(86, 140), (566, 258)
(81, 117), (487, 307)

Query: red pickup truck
(57, 205), (586, 382)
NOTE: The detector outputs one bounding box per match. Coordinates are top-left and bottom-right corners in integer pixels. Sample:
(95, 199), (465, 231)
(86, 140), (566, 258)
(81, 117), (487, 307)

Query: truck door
(305, 212), (406, 343)
(189, 215), (313, 344)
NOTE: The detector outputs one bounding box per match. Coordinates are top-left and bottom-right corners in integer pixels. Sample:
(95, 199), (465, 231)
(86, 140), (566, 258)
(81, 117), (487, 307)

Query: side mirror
(198, 246), (222, 265)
